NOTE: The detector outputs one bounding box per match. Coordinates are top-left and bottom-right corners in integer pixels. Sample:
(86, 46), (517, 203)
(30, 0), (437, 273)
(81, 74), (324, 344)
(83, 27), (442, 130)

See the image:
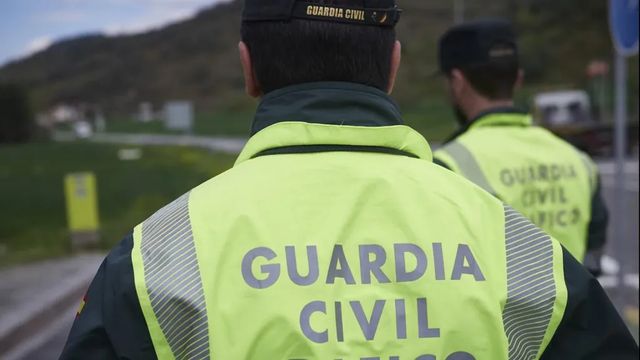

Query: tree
(0, 84), (34, 144)
(515, 0), (611, 83)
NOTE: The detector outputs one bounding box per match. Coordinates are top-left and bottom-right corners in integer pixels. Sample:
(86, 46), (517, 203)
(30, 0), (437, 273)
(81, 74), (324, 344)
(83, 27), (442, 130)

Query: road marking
(625, 274), (640, 290)
(598, 161), (639, 175)
(601, 178), (639, 192)
(598, 256), (639, 290)
(598, 274), (639, 290)
(603, 255), (621, 273)
(599, 275), (619, 288)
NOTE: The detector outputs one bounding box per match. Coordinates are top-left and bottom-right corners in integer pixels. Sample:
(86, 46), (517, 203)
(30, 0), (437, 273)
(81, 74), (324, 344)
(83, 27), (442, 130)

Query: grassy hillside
(0, 0), (635, 135)
(0, 142), (236, 266)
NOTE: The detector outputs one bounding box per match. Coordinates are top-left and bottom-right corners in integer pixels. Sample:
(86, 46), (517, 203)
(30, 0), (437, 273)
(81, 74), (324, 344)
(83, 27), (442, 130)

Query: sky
(0, 0), (229, 66)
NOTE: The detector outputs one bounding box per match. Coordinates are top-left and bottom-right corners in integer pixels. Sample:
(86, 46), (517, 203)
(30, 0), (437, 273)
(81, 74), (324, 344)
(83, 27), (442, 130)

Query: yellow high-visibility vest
(436, 113), (597, 262)
(132, 120), (567, 359)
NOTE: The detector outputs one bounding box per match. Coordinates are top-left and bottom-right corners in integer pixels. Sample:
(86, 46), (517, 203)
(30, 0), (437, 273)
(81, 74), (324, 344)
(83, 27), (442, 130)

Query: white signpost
(138, 102), (154, 123)
(609, 0), (638, 303)
(164, 101), (194, 133)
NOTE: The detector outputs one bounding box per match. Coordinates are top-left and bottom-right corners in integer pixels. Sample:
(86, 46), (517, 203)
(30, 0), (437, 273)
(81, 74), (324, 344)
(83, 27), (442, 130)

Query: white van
(533, 90), (592, 127)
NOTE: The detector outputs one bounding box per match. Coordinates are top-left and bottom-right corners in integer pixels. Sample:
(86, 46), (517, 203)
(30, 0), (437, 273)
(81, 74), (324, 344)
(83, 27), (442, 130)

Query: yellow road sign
(64, 172), (100, 232)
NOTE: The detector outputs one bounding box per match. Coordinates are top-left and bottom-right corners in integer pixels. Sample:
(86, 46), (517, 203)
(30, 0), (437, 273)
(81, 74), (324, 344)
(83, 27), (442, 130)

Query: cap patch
(291, 2), (400, 26)
(489, 45), (516, 58)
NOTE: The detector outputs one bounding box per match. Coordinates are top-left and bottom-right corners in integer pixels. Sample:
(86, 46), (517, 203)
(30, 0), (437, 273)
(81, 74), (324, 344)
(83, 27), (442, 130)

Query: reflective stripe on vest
(134, 193), (210, 360)
(438, 141), (498, 196)
(503, 205), (557, 360)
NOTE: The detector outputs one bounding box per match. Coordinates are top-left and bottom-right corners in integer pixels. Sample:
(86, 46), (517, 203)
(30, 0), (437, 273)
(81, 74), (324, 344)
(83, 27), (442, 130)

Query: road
(52, 131), (248, 154)
(598, 160), (639, 339)
(16, 160), (639, 358)
(0, 255), (103, 360)
(10, 306), (76, 360)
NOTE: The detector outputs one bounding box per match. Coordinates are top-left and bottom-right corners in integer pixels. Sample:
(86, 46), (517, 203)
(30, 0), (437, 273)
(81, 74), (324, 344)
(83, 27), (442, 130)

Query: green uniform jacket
(60, 83), (637, 360)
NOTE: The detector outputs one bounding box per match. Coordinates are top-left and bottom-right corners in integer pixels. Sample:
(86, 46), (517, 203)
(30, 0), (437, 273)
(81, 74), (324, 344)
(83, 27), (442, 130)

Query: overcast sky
(0, 0), (229, 66)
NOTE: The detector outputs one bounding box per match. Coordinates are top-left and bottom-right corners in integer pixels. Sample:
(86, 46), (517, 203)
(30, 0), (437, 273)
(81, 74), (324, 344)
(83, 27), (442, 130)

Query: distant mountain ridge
(0, 0), (625, 115)
(0, 0), (246, 113)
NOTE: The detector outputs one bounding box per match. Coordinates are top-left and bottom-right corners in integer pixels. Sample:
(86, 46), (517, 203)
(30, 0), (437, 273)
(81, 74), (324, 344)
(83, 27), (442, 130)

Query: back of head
(439, 19), (520, 100)
(241, 0), (399, 94)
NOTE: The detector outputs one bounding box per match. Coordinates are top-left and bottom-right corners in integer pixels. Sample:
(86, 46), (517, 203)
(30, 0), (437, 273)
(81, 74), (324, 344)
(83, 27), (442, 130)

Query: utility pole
(454, 0), (465, 24)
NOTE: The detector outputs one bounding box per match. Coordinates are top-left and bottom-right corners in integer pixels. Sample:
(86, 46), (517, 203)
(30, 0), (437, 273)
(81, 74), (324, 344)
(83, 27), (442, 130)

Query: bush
(0, 84), (34, 144)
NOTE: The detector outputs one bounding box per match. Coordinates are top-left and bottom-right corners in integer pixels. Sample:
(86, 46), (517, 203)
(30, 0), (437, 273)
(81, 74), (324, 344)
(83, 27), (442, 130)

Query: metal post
(454, 0), (465, 24)
(613, 52), (628, 301)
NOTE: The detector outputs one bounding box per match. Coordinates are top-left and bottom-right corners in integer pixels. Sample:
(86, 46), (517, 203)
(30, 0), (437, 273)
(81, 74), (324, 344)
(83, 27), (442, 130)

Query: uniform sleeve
(58, 257), (118, 360)
(540, 247), (639, 359)
(587, 176), (609, 252)
(59, 233), (156, 360)
(583, 174), (609, 276)
(578, 153), (608, 253)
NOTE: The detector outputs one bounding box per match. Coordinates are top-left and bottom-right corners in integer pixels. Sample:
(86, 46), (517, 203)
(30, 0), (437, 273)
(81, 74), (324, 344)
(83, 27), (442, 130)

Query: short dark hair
(241, 6), (396, 93)
(457, 58), (519, 100)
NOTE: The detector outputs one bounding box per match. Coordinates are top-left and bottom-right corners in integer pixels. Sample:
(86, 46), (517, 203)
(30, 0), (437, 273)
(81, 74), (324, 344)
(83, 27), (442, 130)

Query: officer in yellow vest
(432, 20), (609, 272)
(60, 2), (638, 359)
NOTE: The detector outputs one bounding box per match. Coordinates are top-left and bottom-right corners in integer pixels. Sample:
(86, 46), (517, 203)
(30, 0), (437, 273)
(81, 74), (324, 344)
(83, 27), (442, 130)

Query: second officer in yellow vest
(433, 20), (609, 269)
(60, 2), (638, 360)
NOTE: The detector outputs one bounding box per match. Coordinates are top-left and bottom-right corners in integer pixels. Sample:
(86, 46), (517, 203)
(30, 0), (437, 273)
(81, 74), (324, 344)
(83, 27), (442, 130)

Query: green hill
(0, 0), (635, 136)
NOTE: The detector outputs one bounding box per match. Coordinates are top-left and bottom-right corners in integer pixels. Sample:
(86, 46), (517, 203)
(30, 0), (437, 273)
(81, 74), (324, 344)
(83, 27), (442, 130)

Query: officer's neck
(463, 98), (514, 125)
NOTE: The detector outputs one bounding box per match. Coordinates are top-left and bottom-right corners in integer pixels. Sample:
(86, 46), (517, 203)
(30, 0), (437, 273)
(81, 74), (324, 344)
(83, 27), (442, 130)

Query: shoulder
(533, 126), (596, 161)
(419, 159), (507, 217)
(135, 164), (245, 229)
(61, 233), (156, 359)
(433, 139), (470, 174)
(532, 127), (600, 186)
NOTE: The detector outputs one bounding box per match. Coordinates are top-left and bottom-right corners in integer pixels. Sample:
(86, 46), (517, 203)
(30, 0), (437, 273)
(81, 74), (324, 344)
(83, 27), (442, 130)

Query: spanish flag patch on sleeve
(76, 295), (87, 317)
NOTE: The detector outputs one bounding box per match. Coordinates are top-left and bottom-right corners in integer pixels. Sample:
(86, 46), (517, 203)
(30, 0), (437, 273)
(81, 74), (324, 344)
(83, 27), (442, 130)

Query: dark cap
(438, 19), (518, 75)
(242, 0), (401, 27)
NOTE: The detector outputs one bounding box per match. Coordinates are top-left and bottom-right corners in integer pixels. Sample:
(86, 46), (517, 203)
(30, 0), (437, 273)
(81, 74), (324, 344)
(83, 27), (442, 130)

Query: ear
(450, 69), (467, 98)
(387, 40), (402, 94)
(239, 41), (262, 98)
(515, 69), (525, 90)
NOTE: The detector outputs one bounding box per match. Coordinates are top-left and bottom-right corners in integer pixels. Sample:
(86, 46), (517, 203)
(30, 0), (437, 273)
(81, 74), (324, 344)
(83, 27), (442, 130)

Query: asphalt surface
(598, 160), (639, 340)
(15, 306), (76, 360)
(0, 255), (103, 360)
(52, 131), (248, 154)
(16, 160), (639, 358)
